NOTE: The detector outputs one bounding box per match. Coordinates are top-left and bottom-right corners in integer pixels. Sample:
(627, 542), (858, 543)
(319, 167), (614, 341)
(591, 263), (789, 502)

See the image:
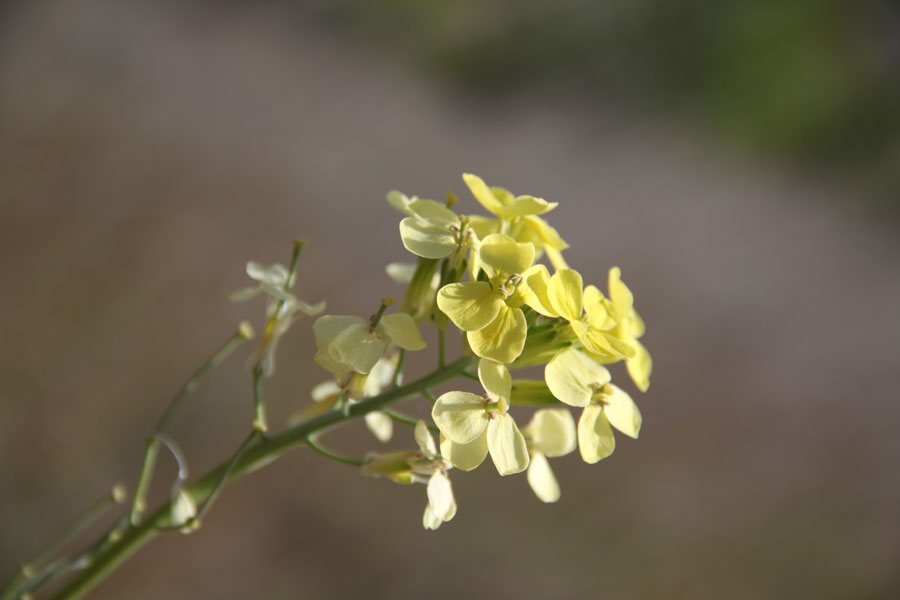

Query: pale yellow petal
(524, 408), (577, 457)
(463, 173), (504, 215)
(486, 413), (530, 475)
(544, 245), (570, 270)
(399, 217), (456, 259)
(478, 358), (511, 402)
(436, 282), (503, 331)
(521, 215), (568, 251)
(311, 380), (341, 403)
(603, 384), (642, 439)
(415, 420), (438, 458)
(409, 198), (458, 228)
(385, 262), (417, 284)
(377, 312), (426, 351)
(170, 488), (197, 527)
(578, 404), (615, 464)
(440, 432), (488, 472)
(312, 315), (366, 351)
(364, 411), (393, 443)
(467, 214), (500, 240)
(426, 471), (456, 521)
(574, 324), (635, 360)
(386, 190), (416, 216)
(499, 195), (558, 218)
(518, 264), (558, 317)
(527, 452), (560, 503)
(626, 339), (652, 392)
(467, 305), (527, 363)
(608, 266), (634, 313)
(246, 261), (288, 286)
(478, 233), (535, 282)
(548, 269), (584, 322)
(584, 285), (618, 330)
(431, 391), (489, 443)
(329, 324), (385, 375)
(545, 348), (610, 407)
(423, 504), (442, 530)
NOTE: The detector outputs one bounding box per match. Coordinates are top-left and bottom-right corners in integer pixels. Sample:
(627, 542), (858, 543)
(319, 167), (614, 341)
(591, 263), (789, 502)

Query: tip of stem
(238, 321), (255, 340)
(292, 238), (308, 250)
(381, 296), (395, 307)
(111, 484), (128, 504)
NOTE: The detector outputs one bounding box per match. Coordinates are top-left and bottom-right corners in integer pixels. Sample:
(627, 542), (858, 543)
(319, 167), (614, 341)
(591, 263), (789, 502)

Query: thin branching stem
(48, 354), (474, 600)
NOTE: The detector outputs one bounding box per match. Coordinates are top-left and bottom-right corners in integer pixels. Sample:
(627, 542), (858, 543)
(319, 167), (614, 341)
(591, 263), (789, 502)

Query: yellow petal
(386, 190), (416, 216)
(520, 215), (568, 251)
(478, 358), (511, 402)
(545, 348), (610, 407)
(487, 413), (530, 475)
(626, 339), (652, 392)
(548, 269), (584, 322)
(436, 282), (503, 331)
(431, 391), (489, 443)
(544, 246), (569, 271)
(313, 315), (367, 351)
(385, 262), (417, 284)
(478, 233), (535, 282)
(246, 261), (288, 286)
(440, 432), (488, 472)
(409, 198), (459, 228)
(399, 217), (456, 259)
(377, 313), (426, 351)
(364, 411), (393, 443)
(415, 420), (438, 458)
(584, 285), (618, 330)
(423, 504), (442, 530)
(573, 323), (635, 360)
(527, 452), (560, 503)
(578, 404), (615, 464)
(170, 488), (197, 527)
(463, 173), (504, 216)
(311, 380), (341, 402)
(329, 323), (385, 375)
(499, 195), (558, 219)
(467, 214), (500, 240)
(524, 408), (577, 457)
(467, 305), (527, 363)
(426, 471), (456, 521)
(518, 264), (558, 317)
(608, 266), (634, 313)
(603, 384), (642, 439)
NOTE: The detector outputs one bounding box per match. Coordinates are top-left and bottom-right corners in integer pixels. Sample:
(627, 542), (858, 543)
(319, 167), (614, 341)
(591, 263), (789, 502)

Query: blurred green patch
(321, 0), (900, 207)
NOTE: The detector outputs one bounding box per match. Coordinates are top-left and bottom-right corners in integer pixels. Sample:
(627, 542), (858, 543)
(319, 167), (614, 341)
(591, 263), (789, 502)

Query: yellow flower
(390, 192), (470, 260)
(521, 408), (577, 503)
(519, 266), (635, 361)
(436, 233), (533, 363)
(604, 266), (652, 392)
(544, 348), (642, 463)
(360, 420), (458, 530)
(432, 359), (530, 475)
(313, 313), (425, 376)
(462, 173), (569, 269)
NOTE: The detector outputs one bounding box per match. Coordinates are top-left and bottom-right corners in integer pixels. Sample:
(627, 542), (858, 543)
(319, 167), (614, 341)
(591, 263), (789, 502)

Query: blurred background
(2, 0), (899, 598)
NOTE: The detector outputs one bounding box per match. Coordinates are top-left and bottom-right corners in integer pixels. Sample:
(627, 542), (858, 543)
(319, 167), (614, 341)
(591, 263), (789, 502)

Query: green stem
(393, 350), (406, 387)
(1, 487), (125, 600)
(192, 430), (259, 524)
(252, 366), (267, 433)
(47, 355), (474, 600)
(130, 328), (250, 525)
(306, 436), (364, 466)
(382, 409), (439, 433)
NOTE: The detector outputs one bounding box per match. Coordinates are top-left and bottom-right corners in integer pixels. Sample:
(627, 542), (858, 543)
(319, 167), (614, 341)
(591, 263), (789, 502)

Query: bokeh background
(2, 1), (899, 598)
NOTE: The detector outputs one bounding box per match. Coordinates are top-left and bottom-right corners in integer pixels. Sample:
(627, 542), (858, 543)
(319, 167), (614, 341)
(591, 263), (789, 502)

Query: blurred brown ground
(2, 1), (899, 598)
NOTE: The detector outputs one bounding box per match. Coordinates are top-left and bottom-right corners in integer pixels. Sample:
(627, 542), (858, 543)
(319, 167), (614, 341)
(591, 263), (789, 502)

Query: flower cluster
(308, 173), (652, 530)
